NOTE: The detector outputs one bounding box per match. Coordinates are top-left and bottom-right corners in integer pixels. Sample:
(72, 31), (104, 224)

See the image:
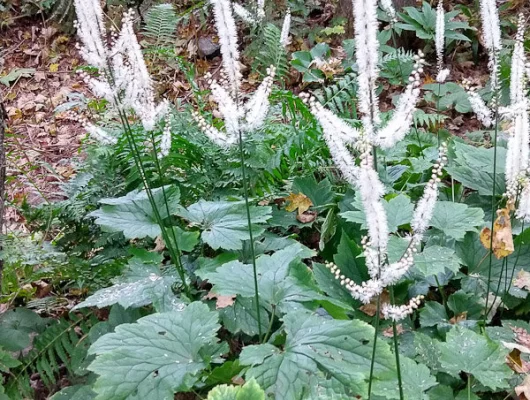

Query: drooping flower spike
(435, 0), (450, 83)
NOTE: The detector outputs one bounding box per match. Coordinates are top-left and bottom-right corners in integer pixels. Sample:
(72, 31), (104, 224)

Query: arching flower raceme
(303, 0), (442, 320)
(74, 3), (168, 140)
(434, 0), (450, 83)
(479, 0), (502, 90)
(280, 9), (291, 47)
(193, 1), (278, 147)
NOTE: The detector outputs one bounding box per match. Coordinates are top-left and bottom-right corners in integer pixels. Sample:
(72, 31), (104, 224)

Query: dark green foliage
(313, 72), (358, 118)
(253, 24), (289, 79)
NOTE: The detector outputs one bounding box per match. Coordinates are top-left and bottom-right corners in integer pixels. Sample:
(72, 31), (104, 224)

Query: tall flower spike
(256, 0), (265, 20)
(517, 180), (530, 222)
(463, 79), (493, 128)
(435, 0), (449, 83)
(478, 0), (502, 90)
(280, 9), (291, 47)
(210, 0), (241, 97)
(159, 115), (172, 158)
(73, 0), (107, 69)
(232, 3), (256, 24)
(244, 66), (276, 131)
(353, 0), (380, 131)
(510, 14), (527, 105)
(376, 53), (425, 148)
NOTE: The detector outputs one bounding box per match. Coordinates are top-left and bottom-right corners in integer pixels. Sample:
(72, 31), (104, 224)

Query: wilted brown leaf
(480, 208), (514, 259)
(296, 210), (317, 223)
(449, 312), (467, 324)
(516, 375), (530, 399)
(285, 192), (312, 215)
(383, 324), (404, 337)
(514, 271), (530, 291)
(204, 292), (236, 309)
(360, 291), (390, 317)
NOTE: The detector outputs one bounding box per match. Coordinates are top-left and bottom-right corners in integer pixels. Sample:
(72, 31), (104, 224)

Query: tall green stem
(367, 294), (381, 400)
(389, 287), (404, 400)
(116, 109), (190, 296)
(237, 131), (263, 339)
(483, 92), (500, 323)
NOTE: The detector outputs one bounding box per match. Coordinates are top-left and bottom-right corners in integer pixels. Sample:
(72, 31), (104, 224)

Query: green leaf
(203, 244), (318, 313)
(0, 308), (49, 351)
(0, 68), (35, 86)
(207, 378), (265, 400)
(49, 384), (97, 400)
(89, 186), (180, 239)
(220, 296), (269, 336)
(341, 194), (413, 232)
(292, 175), (334, 208)
(88, 302), (223, 400)
(413, 245), (461, 277)
(372, 357), (437, 399)
(420, 301), (450, 328)
(0, 347), (21, 372)
(73, 256), (179, 310)
(447, 290), (483, 319)
(240, 312), (394, 399)
(177, 200), (272, 250)
(430, 201), (484, 241)
(413, 332), (442, 371)
(438, 326), (512, 390)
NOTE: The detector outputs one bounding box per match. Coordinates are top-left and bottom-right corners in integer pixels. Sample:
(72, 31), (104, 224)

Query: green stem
(237, 131), (263, 339)
(434, 275), (449, 315)
(389, 287), (404, 400)
(117, 109), (190, 296)
(148, 129), (189, 294)
(367, 294), (381, 400)
(263, 304), (276, 343)
(467, 374), (472, 400)
(483, 96), (499, 324)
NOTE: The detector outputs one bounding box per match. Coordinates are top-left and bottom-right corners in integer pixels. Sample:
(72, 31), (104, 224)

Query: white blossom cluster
(379, 0), (396, 23)
(194, 0), (286, 147)
(382, 295), (424, 321)
(302, 0), (448, 320)
(435, 0), (450, 83)
(73, 0), (170, 147)
(464, 11), (530, 220)
(232, 0), (265, 24)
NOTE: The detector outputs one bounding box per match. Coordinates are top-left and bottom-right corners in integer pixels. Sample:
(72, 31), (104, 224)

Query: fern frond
(413, 109), (447, 128)
(142, 4), (178, 47)
(313, 72), (358, 118)
(7, 311), (97, 399)
(254, 24), (289, 79)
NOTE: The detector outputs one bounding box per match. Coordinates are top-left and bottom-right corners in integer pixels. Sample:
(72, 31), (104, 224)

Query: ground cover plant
(2, 0), (530, 398)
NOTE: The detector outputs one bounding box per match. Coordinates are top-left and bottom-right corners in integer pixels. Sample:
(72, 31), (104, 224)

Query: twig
(0, 101), (7, 288)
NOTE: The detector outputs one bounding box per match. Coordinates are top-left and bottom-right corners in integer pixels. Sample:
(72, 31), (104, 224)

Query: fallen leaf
(516, 375), (530, 399)
(480, 208), (514, 259)
(49, 63), (59, 72)
(360, 291), (390, 317)
(285, 192), (313, 215)
(204, 292), (236, 309)
(449, 311), (467, 324)
(383, 324), (404, 337)
(296, 210), (317, 223)
(514, 270), (530, 291)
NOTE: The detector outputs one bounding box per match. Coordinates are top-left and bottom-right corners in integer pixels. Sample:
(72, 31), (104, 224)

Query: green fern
(6, 311), (97, 399)
(380, 48), (415, 85)
(413, 109), (447, 128)
(142, 4), (178, 48)
(313, 72), (358, 118)
(254, 24), (289, 79)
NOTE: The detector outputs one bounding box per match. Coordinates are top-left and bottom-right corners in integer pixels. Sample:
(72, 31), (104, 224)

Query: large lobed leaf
(89, 186), (180, 239)
(240, 312), (395, 399)
(438, 326), (512, 390)
(73, 256), (180, 310)
(88, 302), (224, 400)
(177, 200), (272, 250)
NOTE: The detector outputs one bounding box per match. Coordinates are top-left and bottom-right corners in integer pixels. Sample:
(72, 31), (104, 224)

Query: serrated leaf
(89, 186), (180, 239)
(292, 175), (334, 208)
(203, 244), (317, 314)
(177, 200), (272, 250)
(0, 308), (49, 351)
(88, 302), (222, 400)
(372, 357), (437, 399)
(240, 312), (395, 399)
(438, 326), (512, 390)
(220, 296), (269, 336)
(430, 201), (484, 241)
(420, 302), (450, 328)
(49, 384), (96, 400)
(341, 194), (413, 233)
(207, 378), (265, 400)
(73, 257), (179, 310)
(413, 245), (461, 277)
